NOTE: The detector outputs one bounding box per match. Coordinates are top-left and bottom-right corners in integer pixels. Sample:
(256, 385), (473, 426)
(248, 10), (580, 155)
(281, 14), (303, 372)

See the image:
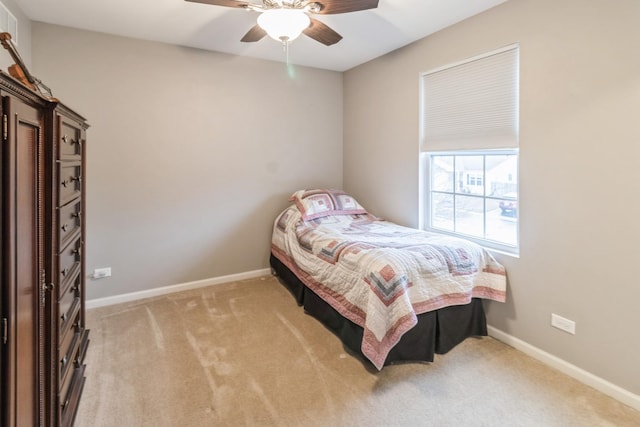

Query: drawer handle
(72, 248), (81, 256)
(61, 355), (68, 367)
(61, 179), (68, 188)
(70, 176), (81, 183)
(62, 397), (70, 410)
(71, 211), (81, 219)
(61, 135), (79, 146)
(61, 312), (67, 322)
(61, 223), (69, 232)
(61, 268), (69, 277)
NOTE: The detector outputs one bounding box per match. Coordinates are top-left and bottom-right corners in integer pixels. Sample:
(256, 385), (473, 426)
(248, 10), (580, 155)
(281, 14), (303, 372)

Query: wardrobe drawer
(59, 319), (81, 385)
(58, 161), (82, 206)
(59, 273), (81, 340)
(77, 329), (90, 365)
(58, 199), (82, 250)
(59, 120), (83, 159)
(59, 237), (82, 291)
(60, 364), (86, 427)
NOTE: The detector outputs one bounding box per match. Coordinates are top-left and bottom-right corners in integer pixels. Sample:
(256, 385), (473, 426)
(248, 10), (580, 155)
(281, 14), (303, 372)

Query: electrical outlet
(551, 313), (575, 335)
(92, 267), (111, 279)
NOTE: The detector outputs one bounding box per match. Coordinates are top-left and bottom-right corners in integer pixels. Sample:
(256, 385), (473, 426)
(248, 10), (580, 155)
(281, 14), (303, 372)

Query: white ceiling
(14, 0), (508, 71)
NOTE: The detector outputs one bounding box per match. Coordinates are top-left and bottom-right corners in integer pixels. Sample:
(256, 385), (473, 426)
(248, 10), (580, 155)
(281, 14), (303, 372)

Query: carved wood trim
(0, 70), (46, 106)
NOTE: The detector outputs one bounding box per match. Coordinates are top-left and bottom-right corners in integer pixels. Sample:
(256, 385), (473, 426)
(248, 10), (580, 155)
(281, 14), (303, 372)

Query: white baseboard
(487, 325), (640, 412)
(86, 268), (272, 309)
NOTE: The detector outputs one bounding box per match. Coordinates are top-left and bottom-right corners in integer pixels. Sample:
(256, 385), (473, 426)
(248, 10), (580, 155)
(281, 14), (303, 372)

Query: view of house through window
(426, 151), (518, 249)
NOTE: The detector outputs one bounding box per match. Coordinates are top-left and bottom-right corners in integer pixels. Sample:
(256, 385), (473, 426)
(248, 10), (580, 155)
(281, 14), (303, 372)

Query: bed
(271, 189), (507, 369)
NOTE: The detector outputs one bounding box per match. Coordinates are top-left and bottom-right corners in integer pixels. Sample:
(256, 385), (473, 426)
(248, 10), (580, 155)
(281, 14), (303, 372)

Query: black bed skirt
(270, 254), (488, 368)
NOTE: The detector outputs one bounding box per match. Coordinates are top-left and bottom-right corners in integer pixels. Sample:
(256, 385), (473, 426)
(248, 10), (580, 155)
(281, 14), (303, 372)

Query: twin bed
(270, 189), (507, 369)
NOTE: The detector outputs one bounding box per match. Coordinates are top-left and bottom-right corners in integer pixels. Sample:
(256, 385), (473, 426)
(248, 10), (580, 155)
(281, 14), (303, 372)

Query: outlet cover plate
(93, 267), (111, 279)
(551, 313), (576, 335)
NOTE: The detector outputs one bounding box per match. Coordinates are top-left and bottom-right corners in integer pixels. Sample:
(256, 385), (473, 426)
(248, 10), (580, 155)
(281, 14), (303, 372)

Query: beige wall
(32, 23), (343, 301)
(344, 0), (640, 395)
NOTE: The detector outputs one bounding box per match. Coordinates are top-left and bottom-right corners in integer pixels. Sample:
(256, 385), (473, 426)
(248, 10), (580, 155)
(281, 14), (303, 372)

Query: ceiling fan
(185, 0), (379, 46)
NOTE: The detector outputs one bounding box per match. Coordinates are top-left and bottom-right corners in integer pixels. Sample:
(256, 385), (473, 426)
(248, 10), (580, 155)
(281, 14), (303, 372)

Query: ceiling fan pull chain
(283, 39), (290, 64)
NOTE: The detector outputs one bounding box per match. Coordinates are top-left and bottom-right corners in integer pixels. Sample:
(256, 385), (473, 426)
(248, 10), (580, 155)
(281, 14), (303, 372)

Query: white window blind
(421, 45), (519, 152)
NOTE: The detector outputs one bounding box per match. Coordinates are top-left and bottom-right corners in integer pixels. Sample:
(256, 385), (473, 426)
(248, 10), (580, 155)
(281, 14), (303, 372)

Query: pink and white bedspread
(271, 205), (507, 370)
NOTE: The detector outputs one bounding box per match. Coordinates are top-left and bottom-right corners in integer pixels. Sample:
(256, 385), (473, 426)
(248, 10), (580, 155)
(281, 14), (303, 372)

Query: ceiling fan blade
(241, 24), (267, 42)
(184, 0), (253, 9)
(303, 18), (342, 46)
(313, 0), (379, 14)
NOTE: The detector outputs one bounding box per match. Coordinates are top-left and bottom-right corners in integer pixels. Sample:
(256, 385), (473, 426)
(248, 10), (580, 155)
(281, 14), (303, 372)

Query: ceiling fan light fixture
(257, 9), (310, 43)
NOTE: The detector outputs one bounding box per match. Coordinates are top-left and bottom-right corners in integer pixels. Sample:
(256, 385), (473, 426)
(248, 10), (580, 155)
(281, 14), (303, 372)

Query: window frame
(420, 149), (519, 255)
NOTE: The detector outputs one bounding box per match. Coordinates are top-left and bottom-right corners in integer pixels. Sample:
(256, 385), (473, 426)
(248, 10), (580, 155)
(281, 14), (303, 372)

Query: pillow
(290, 189), (368, 220)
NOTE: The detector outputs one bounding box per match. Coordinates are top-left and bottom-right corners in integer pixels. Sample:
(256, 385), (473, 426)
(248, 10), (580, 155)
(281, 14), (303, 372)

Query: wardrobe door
(0, 92), (3, 425)
(2, 94), (45, 426)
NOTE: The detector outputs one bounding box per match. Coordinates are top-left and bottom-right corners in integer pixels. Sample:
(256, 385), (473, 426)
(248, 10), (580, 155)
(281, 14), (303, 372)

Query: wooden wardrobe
(0, 70), (89, 426)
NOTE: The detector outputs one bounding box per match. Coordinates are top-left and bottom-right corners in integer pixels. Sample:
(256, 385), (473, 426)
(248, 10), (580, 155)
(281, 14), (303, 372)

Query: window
(426, 151), (518, 249)
(420, 45), (519, 254)
(0, 2), (18, 44)
(465, 173), (483, 190)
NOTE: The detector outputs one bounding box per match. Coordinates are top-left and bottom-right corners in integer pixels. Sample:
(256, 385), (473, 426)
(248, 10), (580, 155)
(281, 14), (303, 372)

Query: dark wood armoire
(0, 70), (89, 426)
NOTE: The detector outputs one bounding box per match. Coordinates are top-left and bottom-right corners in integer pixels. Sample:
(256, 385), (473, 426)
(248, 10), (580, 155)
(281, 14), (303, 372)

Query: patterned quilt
(271, 206), (507, 369)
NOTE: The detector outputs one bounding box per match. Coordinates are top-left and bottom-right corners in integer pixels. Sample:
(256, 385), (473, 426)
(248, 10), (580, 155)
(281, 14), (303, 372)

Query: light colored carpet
(75, 276), (640, 426)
